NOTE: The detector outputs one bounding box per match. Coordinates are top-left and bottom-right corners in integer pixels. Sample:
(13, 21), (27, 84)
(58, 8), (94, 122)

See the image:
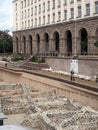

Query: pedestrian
(96, 75), (98, 86)
(71, 69), (74, 81)
(5, 62), (8, 67)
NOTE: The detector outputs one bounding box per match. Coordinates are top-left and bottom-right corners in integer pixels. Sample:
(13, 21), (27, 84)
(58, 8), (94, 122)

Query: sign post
(70, 59), (78, 73)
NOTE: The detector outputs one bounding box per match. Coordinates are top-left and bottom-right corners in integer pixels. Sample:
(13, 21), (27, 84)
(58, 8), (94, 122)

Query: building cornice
(12, 0), (18, 3)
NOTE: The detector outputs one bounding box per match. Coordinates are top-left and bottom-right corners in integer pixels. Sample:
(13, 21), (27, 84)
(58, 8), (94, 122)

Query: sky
(0, 0), (13, 34)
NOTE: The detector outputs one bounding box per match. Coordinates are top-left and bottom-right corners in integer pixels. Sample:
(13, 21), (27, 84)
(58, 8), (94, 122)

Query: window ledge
(93, 12), (98, 15)
(84, 14), (90, 17)
(76, 16), (81, 18)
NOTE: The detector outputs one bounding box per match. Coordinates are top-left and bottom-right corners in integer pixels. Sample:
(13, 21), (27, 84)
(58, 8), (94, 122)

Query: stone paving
(0, 83), (98, 130)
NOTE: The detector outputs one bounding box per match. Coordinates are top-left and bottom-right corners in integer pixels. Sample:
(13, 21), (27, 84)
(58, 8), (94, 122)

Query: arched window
(53, 31), (60, 53)
(22, 36), (26, 53)
(36, 34), (40, 53)
(95, 28), (98, 40)
(65, 30), (72, 56)
(29, 35), (32, 55)
(80, 28), (88, 54)
(44, 33), (49, 54)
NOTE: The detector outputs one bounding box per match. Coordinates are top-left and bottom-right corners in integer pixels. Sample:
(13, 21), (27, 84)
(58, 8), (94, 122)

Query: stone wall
(46, 57), (98, 79)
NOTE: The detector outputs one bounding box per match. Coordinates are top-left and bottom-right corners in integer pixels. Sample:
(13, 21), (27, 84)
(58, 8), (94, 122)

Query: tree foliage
(81, 41), (87, 52)
(94, 40), (98, 47)
(0, 30), (13, 53)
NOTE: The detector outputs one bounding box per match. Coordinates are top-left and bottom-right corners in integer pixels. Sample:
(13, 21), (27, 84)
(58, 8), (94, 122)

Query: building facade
(13, 0), (98, 56)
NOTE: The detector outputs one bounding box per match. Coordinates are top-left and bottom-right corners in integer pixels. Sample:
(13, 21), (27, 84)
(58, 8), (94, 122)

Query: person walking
(96, 75), (98, 86)
(71, 69), (74, 81)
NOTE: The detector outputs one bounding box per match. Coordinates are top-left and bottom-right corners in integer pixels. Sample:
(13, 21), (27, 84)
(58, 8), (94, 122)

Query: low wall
(0, 67), (22, 83)
(0, 67), (98, 110)
(46, 57), (98, 80)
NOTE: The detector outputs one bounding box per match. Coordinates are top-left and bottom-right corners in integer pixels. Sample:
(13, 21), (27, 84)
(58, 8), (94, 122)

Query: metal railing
(37, 52), (98, 58)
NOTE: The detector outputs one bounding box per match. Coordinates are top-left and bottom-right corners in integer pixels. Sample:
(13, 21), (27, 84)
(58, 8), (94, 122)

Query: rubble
(0, 83), (98, 130)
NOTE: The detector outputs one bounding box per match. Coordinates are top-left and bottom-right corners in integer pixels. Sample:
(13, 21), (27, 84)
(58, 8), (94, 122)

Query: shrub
(11, 54), (26, 62)
(94, 41), (98, 47)
(31, 56), (38, 62)
(31, 56), (45, 63)
(40, 57), (45, 63)
(81, 41), (87, 50)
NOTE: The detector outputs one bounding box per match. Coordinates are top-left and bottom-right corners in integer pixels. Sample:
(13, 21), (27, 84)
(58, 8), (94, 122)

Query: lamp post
(74, 19), (77, 57)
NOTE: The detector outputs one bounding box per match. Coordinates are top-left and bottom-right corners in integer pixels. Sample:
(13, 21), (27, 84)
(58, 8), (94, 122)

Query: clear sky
(0, 0), (13, 33)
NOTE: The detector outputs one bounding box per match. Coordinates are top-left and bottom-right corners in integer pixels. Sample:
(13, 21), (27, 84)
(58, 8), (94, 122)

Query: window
(22, 22), (24, 29)
(35, 18), (37, 26)
(28, 20), (30, 28)
(31, 0), (33, 4)
(25, 10), (26, 18)
(25, 21), (26, 28)
(64, 0), (67, 5)
(31, 19), (33, 27)
(16, 13), (18, 21)
(16, 3), (17, 11)
(39, 17), (41, 25)
(64, 10), (67, 20)
(39, 4), (41, 14)
(48, 15), (50, 24)
(53, 13), (55, 22)
(70, 0), (74, 3)
(16, 23), (18, 30)
(28, 9), (30, 17)
(35, 6), (37, 15)
(43, 3), (45, 12)
(43, 16), (45, 24)
(95, 1), (98, 13)
(71, 8), (74, 19)
(21, 1), (23, 8)
(58, 0), (61, 7)
(53, 0), (55, 9)
(86, 4), (90, 16)
(28, 0), (30, 6)
(24, 0), (26, 7)
(31, 8), (33, 16)
(58, 12), (61, 21)
(48, 1), (50, 11)
(22, 11), (23, 19)
(78, 6), (81, 17)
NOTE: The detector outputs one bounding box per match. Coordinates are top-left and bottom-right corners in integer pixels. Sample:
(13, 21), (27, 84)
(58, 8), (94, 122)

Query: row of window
(19, 0), (67, 9)
(15, 4), (97, 31)
(14, 1), (98, 30)
(15, 2), (98, 22)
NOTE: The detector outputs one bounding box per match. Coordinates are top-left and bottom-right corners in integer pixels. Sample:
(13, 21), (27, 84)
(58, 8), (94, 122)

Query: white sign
(70, 60), (78, 73)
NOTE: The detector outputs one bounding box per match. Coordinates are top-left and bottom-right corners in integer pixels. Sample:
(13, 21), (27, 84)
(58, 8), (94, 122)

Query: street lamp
(74, 19), (77, 57)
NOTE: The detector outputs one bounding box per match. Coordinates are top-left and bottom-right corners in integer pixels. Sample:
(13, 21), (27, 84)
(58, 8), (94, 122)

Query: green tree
(0, 30), (13, 53)
(81, 41), (88, 54)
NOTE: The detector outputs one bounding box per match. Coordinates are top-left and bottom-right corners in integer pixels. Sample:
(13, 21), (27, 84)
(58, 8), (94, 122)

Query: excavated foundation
(0, 82), (98, 130)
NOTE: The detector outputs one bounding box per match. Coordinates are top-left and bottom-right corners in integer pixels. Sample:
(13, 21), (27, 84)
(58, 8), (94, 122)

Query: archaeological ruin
(0, 82), (98, 130)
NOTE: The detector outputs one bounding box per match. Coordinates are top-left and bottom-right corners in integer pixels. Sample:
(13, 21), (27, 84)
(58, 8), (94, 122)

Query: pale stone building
(12, 0), (98, 56)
